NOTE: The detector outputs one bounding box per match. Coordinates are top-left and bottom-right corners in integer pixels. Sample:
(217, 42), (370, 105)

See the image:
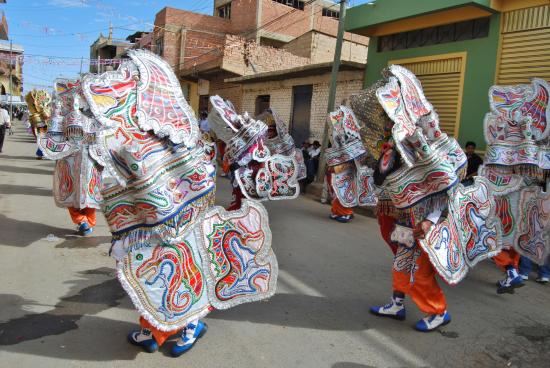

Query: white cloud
(48, 0), (90, 8)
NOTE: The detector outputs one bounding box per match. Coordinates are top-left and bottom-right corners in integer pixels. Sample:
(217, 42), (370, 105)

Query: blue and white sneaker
(329, 214), (353, 223)
(127, 328), (158, 353)
(78, 222), (93, 236)
(414, 311), (451, 332)
(497, 267), (525, 294)
(171, 321), (208, 357)
(370, 297), (406, 320)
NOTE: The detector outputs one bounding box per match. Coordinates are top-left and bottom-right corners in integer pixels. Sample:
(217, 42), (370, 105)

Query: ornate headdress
(484, 78), (550, 178)
(208, 96), (300, 201)
(350, 65), (466, 210)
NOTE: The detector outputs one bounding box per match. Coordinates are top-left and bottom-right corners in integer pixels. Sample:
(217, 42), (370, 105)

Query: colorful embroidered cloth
(73, 50), (279, 331)
(482, 78), (550, 265)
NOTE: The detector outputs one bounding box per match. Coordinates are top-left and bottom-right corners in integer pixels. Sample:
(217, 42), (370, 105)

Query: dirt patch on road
(472, 324), (550, 368)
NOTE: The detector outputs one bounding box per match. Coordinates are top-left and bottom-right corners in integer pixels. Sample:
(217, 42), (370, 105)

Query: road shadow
(0, 184), (52, 197)
(207, 293), (369, 331)
(55, 235), (111, 249)
(0, 267), (149, 361)
(0, 267), (127, 343)
(0, 154), (39, 161)
(0, 164), (52, 176)
(332, 363), (376, 368)
(0, 214), (70, 247)
(6, 137), (37, 144)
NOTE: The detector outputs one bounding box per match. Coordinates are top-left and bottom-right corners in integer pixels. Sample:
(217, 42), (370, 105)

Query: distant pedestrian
(306, 140), (321, 179)
(308, 140), (321, 159)
(462, 141), (482, 186)
(0, 103), (11, 153)
(198, 111), (210, 133)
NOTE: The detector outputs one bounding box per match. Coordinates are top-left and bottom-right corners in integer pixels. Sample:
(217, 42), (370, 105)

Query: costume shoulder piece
(482, 78), (550, 266)
(484, 78), (550, 172)
(326, 105), (377, 208)
(209, 95), (301, 201)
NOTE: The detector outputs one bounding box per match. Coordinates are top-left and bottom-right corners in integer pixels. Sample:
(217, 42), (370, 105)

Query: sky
(2, 0), (371, 93)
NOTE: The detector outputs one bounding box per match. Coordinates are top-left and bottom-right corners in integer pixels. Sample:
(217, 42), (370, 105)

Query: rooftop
(225, 60), (365, 83)
(0, 42), (23, 53)
(345, 0), (498, 36)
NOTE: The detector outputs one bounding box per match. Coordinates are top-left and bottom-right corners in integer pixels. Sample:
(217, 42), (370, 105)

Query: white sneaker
(414, 311), (451, 332)
(497, 268), (525, 294)
(370, 297), (406, 320)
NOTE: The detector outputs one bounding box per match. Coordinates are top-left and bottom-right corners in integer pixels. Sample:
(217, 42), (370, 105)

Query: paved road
(1, 124), (549, 368)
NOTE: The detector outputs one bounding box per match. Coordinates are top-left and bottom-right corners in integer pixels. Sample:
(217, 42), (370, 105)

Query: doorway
(290, 85), (312, 146)
(199, 95), (210, 114)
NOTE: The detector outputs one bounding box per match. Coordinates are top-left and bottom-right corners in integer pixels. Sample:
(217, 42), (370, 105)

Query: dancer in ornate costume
(327, 66), (503, 331)
(208, 96), (306, 211)
(25, 89), (52, 159)
(50, 50), (282, 357)
(480, 78), (550, 293)
(36, 81), (103, 236)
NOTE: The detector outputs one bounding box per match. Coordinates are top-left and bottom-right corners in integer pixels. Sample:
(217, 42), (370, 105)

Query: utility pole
(79, 57), (84, 77)
(8, 39), (13, 121)
(316, 0), (347, 182)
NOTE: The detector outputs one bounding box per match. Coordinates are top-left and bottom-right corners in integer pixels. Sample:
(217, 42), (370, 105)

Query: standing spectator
(198, 111), (210, 133)
(309, 140), (321, 160)
(299, 141), (311, 192)
(307, 140), (322, 179)
(519, 257), (549, 284)
(462, 141), (483, 186)
(303, 141), (321, 192)
(0, 104), (11, 153)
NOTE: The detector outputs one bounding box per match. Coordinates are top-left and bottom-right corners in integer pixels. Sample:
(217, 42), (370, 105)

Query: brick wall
(154, 3), (369, 75)
(282, 31), (368, 64)
(310, 32), (368, 63)
(240, 70), (364, 140)
(182, 30), (227, 70)
(154, 7), (231, 70)
(222, 35), (310, 75)
(228, 0), (259, 35)
(281, 31), (313, 58)
(259, 0), (312, 39)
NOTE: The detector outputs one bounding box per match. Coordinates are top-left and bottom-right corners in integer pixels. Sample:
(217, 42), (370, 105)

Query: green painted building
(345, 0), (550, 149)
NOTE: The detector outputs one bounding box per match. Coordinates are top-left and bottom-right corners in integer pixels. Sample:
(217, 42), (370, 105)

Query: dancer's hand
(413, 220), (433, 240)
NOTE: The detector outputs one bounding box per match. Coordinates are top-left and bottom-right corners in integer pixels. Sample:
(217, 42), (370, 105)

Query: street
(1, 124), (550, 368)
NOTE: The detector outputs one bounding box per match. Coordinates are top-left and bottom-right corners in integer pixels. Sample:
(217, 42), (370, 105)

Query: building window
(217, 3), (231, 19)
(255, 95), (270, 116)
(273, 0), (304, 11)
(155, 36), (164, 56)
(322, 8), (339, 19)
(377, 17), (490, 52)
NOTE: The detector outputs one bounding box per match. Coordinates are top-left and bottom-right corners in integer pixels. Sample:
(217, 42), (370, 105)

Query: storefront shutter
(497, 4), (550, 85)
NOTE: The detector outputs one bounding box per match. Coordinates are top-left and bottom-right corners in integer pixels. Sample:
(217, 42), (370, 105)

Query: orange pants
(393, 247), (447, 315)
(139, 317), (178, 347)
(331, 198), (354, 216)
(68, 207), (96, 227)
(493, 248), (520, 271)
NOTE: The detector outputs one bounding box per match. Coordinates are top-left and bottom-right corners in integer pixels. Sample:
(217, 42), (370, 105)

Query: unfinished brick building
(153, 0), (369, 142)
